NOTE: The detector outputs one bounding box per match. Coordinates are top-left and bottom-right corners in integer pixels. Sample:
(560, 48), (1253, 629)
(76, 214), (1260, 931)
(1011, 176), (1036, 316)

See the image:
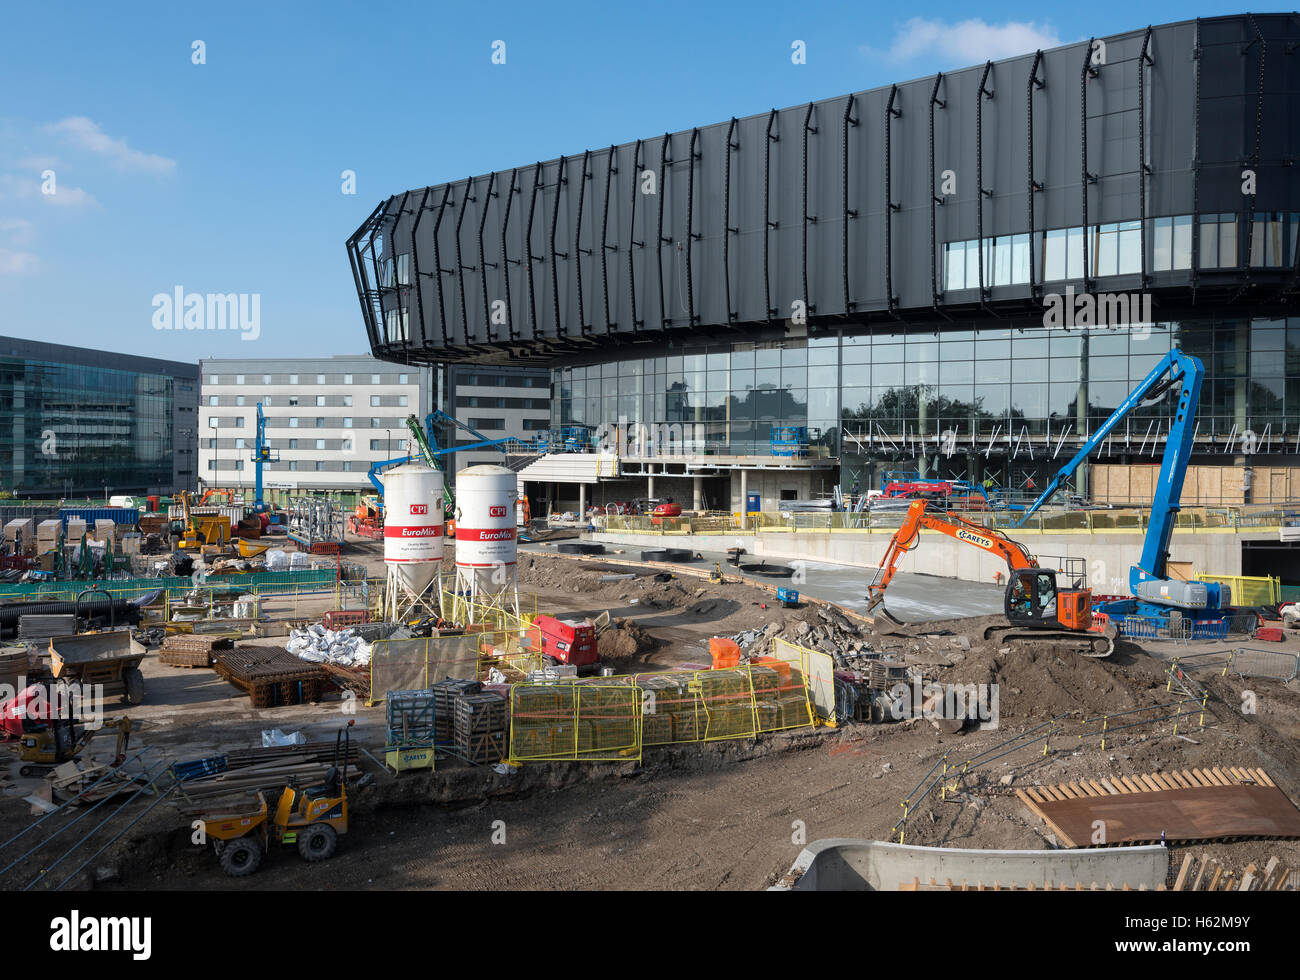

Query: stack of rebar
(159, 633), (234, 668)
(214, 648), (328, 707)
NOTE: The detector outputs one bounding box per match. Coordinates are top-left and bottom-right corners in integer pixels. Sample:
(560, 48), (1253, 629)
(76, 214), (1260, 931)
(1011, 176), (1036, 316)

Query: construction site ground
(2, 538), (1298, 891)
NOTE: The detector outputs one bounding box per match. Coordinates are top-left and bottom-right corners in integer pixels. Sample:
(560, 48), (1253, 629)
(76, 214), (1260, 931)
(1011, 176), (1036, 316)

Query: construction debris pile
(727, 604), (883, 671)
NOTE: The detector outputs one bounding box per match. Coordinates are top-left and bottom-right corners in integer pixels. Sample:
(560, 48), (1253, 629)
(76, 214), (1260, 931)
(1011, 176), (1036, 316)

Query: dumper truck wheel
(219, 837), (262, 877)
(298, 823), (337, 862)
(123, 668), (145, 706)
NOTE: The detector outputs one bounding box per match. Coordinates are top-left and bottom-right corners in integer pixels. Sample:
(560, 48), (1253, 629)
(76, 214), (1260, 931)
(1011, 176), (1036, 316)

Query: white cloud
(0, 174), (97, 208)
(872, 18), (1066, 65)
(46, 116), (176, 176)
(0, 247), (38, 276)
(0, 217), (35, 246)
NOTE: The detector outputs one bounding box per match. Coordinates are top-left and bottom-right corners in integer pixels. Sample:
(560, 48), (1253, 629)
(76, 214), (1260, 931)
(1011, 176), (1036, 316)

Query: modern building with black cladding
(348, 13), (1300, 510)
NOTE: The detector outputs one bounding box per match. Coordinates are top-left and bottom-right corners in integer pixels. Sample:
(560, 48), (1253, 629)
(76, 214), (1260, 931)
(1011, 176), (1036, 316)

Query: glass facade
(551, 316), (1300, 483)
(0, 354), (185, 496)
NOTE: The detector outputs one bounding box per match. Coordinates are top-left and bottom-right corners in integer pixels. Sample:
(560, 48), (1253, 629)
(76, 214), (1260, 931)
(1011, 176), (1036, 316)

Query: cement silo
(450, 464), (519, 623)
(381, 463), (445, 621)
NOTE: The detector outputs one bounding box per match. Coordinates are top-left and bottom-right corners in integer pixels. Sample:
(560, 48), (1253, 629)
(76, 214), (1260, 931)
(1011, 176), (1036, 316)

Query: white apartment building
(442, 364), (551, 474)
(198, 355), (431, 493)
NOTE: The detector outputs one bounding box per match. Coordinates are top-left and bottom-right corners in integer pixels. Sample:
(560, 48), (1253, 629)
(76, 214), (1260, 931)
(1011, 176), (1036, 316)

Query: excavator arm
(866, 500), (1036, 610)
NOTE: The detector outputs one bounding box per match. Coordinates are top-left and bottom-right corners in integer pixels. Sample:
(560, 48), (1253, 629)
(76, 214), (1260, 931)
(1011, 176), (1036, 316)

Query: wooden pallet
(1014, 768), (1300, 847)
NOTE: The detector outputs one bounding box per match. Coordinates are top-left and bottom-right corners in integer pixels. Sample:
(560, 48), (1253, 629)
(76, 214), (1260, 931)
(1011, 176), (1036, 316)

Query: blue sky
(0, 1), (1280, 362)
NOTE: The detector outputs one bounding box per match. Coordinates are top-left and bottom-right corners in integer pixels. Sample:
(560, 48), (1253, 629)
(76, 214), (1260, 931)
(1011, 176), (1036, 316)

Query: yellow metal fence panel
(509, 682), (642, 762)
(1195, 574), (1279, 607)
(771, 638), (836, 725)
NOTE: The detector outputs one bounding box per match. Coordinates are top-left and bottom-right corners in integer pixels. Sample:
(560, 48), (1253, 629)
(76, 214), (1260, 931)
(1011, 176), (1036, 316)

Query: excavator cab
(1004, 569), (1092, 631)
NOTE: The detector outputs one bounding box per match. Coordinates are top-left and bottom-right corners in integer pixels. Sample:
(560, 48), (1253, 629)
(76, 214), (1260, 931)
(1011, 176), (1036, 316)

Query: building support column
(692, 475), (703, 511)
(578, 481), (586, 517)
(739, 468), (748, 518)
(647, 465), (655, 500)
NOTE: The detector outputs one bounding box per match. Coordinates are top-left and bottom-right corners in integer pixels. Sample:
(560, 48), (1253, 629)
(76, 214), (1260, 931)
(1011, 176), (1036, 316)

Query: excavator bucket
(870, 605), (906, 635)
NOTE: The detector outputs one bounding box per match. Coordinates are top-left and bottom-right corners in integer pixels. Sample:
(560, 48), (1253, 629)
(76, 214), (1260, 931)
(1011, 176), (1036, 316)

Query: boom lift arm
(1015, 349), (1226, 616)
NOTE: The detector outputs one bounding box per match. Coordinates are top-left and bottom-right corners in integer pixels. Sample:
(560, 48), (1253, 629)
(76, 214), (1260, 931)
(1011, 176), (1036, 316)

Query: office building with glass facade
(0, 336), (198, 498)
(349, 14), (1300, 510)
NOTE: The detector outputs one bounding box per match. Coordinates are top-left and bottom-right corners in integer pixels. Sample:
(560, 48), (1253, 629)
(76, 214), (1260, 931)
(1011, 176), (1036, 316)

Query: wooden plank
(1190, 768), (1215, 786)
(1014, 783), (1300, 849)
(1190, 851), (1211, 892)
(1120, 776), (1145, 794)
(1169, 771), (1193, 789)
(1099, 778), (1123, 794)
(1211, 767), (1234, 786)
(1056, 783), (1078, 799)
(1252, 768), (1275, 788)
(1262, 856), (1281, 889)
(1087, 779), (1109, 797)
(1137, 774), (1164, 793)
(1207, 864), (1224, 892)
(1172, 854), (1195, 892)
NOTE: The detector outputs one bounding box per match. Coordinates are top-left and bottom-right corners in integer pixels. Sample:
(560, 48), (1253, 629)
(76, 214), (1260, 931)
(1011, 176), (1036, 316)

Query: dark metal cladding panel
(1146, 21), (1200, 218)
(349, 13), (1300, 364)
(848, 87), (889, 311)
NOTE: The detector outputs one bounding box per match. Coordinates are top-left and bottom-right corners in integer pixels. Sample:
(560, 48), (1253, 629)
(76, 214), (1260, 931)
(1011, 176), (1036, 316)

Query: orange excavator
(866, 500), (1116, 657)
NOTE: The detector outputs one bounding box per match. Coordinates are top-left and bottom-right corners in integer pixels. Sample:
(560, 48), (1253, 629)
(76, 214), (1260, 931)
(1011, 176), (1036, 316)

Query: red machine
(651, 502), (682, 517)
(533, 615), (599, 668)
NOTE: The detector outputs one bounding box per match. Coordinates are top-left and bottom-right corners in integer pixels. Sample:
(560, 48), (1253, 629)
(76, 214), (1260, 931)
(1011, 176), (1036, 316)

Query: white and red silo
(451, 464), (519, 621)
(381, 463), (445, 620)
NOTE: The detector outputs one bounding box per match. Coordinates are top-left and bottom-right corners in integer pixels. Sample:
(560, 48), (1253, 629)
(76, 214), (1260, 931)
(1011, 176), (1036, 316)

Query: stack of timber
(1014, 767), (1300, 847)
(171, 740), (361, 814)
(214, 647), (327, 707)
(322, 662), (371, 702)
(158, 633), (233, 668)
(1171, 852), (1298, 891)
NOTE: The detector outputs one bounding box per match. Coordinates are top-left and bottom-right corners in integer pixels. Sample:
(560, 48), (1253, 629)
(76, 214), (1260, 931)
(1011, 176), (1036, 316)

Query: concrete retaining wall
(588, 527), (1258, 590)
(772, 838), (1169, 891)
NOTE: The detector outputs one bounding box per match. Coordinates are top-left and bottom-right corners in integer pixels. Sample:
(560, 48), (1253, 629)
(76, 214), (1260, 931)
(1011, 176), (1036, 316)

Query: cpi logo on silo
(410, 504), (427, 515)
(489, 505), (507, 517)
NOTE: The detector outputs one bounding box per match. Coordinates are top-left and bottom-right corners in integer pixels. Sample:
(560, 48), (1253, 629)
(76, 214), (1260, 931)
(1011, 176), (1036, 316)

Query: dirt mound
(597, 618), (657, 664)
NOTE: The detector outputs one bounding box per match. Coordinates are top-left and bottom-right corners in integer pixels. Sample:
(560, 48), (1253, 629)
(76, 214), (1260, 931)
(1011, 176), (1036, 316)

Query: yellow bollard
(1100, 715), (1108, 752)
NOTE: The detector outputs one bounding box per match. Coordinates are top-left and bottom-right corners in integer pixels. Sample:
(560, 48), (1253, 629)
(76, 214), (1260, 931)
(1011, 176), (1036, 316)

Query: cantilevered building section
(348, 13), (1300, 509)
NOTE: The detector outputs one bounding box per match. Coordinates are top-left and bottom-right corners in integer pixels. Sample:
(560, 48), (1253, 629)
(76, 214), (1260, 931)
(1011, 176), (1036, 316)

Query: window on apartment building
(208, 395), (218, 406)
(289, 439), (299, 449)
(263, 397), (272, 406)
(236, 395), (245, 406)
(369, 439), (383, 451)
(398, 395), (408, 407)
(263, 374), (271, 384)
(371, 374), (380, 385)
(343, 461), (353, 472)
(317, 374), (325, 385)
(315, 417), (325, 428)
(371, 418), (382, 428)
(288, 460), (298, 471)
(208, 375), (219, 385)
(289, 396), (299, 407)
(469, 418), (505, 430)
(344, 374), (353, 384)
(207, 460), (216, 470)
(289, 417), (299, 427)
(342, 395), (352, 407)
(235, 375), (245, 384)
(207, 438), (216, 449)
(370, 395), (381, 407)
(523, 419), (549, 430)
(290, 374), (299, 384)
(315, 461), (324, 472)
(315, 439), (325, 450)
(235, 439), (246, 449)
(316, 395), (326, 407)
(342, 439), (351, 452)
(343, 417), (353, 428)
(399, 373), (409, 384)
(235, 417), (244, 427)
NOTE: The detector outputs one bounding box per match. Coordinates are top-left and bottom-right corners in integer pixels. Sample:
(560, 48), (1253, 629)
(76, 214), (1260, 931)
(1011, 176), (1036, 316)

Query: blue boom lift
(1015, 348), (1232, 628)
(251, 402), (278, 513)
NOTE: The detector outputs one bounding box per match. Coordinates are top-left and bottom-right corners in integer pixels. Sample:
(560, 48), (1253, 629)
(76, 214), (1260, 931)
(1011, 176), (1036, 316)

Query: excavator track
(984, 621), (1117, 659)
